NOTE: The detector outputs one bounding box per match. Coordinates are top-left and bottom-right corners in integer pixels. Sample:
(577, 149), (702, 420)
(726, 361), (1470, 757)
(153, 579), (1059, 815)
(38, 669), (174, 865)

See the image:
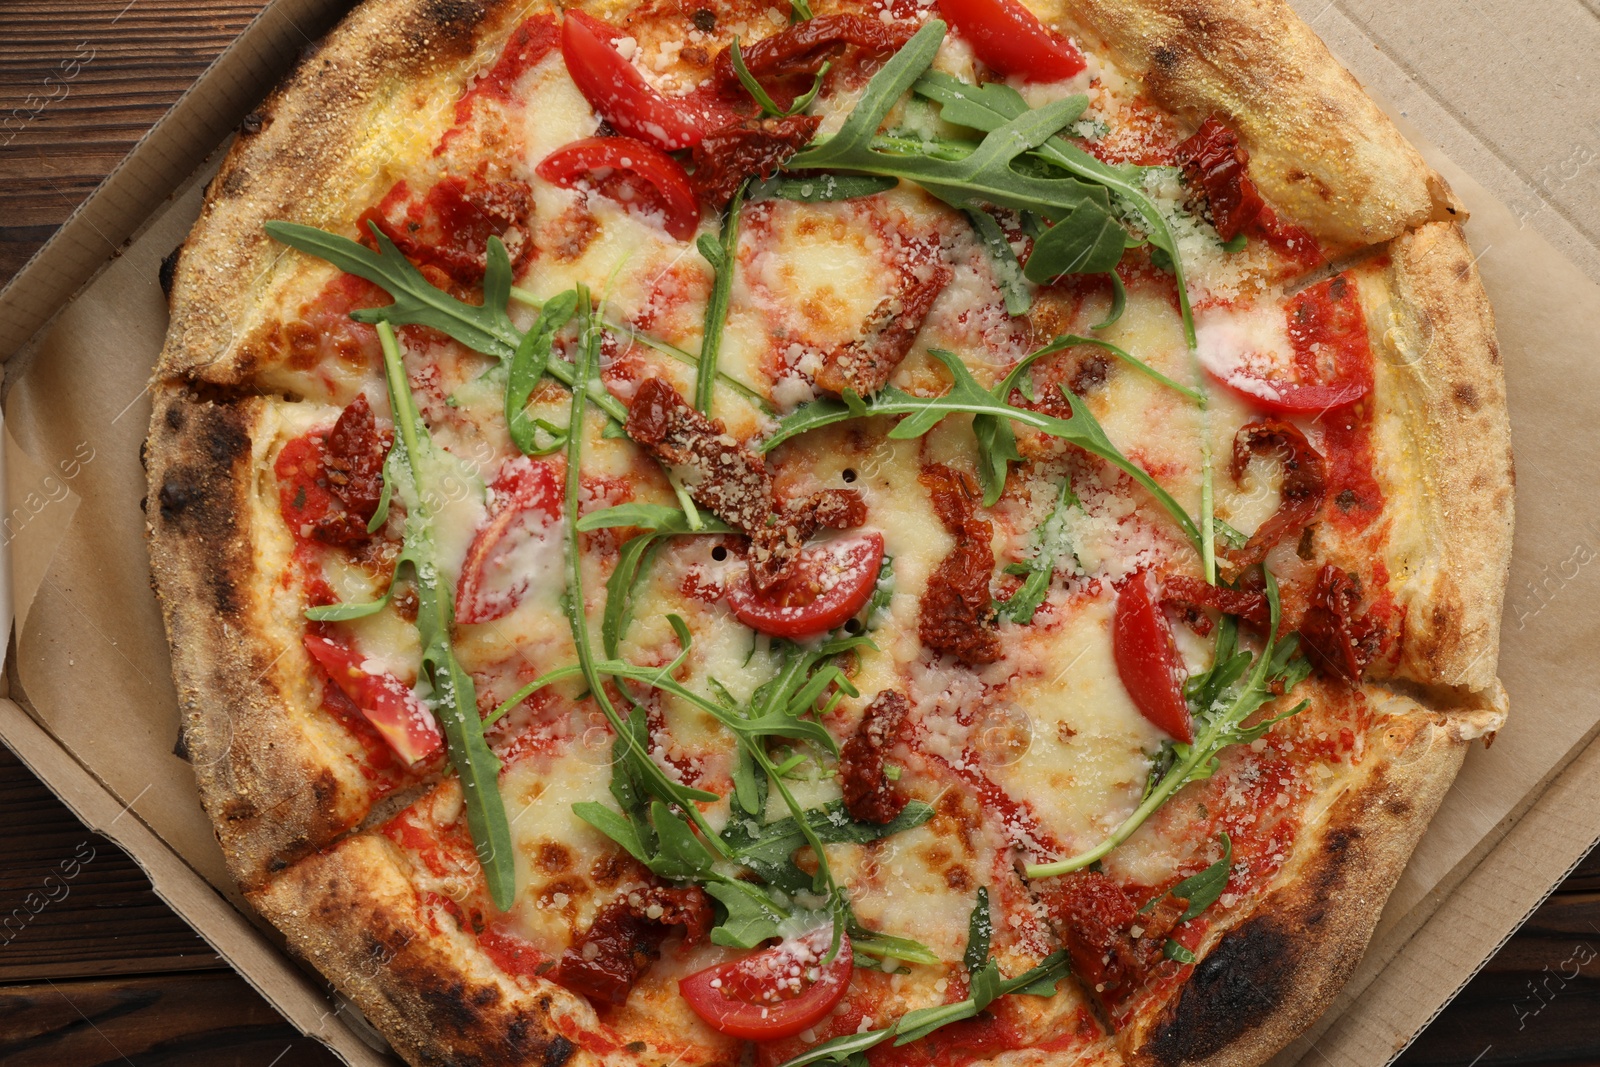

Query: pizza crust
(1034, 0), (1462, 248)
(1382, 222), (1513, 704)
(146, 389), (409, 888)
(1121, 692), (1475, 1066)
(249, 829), (603, 1067)
(158, 0), (528, 388)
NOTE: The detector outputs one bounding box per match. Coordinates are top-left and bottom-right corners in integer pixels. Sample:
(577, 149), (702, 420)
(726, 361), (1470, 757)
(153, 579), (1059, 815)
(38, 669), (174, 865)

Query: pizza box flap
(1, 2), (1598, 1065)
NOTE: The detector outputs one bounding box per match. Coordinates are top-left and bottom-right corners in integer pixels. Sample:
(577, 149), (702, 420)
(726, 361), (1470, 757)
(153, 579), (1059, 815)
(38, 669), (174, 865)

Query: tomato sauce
(453, 15), (560, 121)
(1285, 276), (1384, 532)
(283, 273), (385, 371)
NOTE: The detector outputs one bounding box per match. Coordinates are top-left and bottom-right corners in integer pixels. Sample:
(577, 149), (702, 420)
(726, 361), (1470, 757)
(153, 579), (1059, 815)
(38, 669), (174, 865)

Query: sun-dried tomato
(712, 15), (914, 99)
(554, 886), (713, 1005)
(838, 690), (910, 824)
(1299, 564), (1383, 683)
(626, 378), (866, 590)
(1161, 574), (1270, 635)
(691, 114), (820, 210)
(275, 395), (392, 546)
(1175, 117), (1265, 242)
(1042, 871), (1185, 1003)
(626, 376), (774, 533)
(918, 465), (1001, 664)
(357, 173), (533, 285)
(814, 264), (952, 397)
(1222, 419), (1327, 577)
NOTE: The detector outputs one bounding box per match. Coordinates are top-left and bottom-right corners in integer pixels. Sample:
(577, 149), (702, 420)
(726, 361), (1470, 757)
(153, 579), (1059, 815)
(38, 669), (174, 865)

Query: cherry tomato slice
(679, 929), (853, 1040)
(536, 136), (701, 241)
(1201, 276), (1374, 414)
(1112, 572), (1193, 743)
(304, 635), (444, 765)
(939, 0), (1086, 82)
(1207, 369), (1369, 414)
(725, 533), (885, 639)
(561, 12), (726, 150)
(456, 459), (563, 625)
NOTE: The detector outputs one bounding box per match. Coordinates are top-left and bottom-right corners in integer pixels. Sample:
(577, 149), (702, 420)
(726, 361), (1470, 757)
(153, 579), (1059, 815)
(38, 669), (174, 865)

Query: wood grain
(0, 2), (1598, 1066)
(0, 0), (268, 282)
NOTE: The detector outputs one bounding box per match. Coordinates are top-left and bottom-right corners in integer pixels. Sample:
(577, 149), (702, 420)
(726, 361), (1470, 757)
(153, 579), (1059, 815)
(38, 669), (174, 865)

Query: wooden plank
(0, 745), (219, 981)
(0, 971), (342, 1066)
(0, 0), (269, 281)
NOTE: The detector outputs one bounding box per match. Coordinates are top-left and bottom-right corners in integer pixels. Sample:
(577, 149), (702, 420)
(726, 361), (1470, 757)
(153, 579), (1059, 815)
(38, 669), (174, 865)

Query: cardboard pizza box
(1, 1), (1598, 1064)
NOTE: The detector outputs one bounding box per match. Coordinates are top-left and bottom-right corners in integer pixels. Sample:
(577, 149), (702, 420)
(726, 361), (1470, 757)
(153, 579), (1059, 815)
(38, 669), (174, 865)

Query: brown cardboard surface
(0, 3), (1597, 1066)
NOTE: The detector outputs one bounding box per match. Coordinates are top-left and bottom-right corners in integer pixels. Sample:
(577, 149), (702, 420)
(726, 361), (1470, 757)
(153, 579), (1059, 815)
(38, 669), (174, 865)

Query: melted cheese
(989, 598), (1169, 858)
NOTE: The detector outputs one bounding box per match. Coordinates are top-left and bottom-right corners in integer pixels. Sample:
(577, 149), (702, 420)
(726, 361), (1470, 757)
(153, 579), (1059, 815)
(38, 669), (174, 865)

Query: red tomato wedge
(561, 12), (730, 150)
(304, 635), (444, 766)
(1210, 368), (1368, 414)
(1202, 277), (1375, 414)
(1112, 572), (1193, 743)
(537, 136), (701, 241)
(456, 459), (563, 625)
(679, 928), (853, 1039)
(939, 0), (1086, 82)
(725, 533), (885, 639)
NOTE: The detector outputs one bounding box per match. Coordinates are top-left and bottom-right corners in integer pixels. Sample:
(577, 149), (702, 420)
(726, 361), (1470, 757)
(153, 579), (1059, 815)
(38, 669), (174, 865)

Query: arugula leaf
(963, 886), (994, 974)
(994, 481), (1077, 624)
(890, 951), (1069, 1045)
(729, 37), (785, 116)
(572, 800), (649, 864)
(762, 349), (1200, 550)
(865, 554), (895, 625)
(265, 221), (628, 424)
(507, 290), (578, 456)
(912, 71), (1197, 348)
(1025, 574), (1310, 878)
(1169, 832), (1233, 924)
(1165, 941), (1198, 965)
(751, 173), (900, 203)
(1211, 517), (1249, 552)
(733, 800), (934, 890)
(1024, 200), (1131, 279)
(696, 181), (747, 414)
(786, 22), (1127, 269)
(577, 503), (733, 659)
(965, 208), (1032, 316)
(373, 321), (515, 910)
(779, 1029), (894, 1067)
(705, 880), (790, 948)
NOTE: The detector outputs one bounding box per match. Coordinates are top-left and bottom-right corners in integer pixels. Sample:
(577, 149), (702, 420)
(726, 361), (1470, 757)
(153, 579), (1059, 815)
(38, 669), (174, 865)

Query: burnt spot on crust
(240, 111), (266, 136)
(159, 244), (183, 299)
(154, 397), (252, 614)
(411, 0), (491, 58)
(1453, 382), (1481, 410)
(1151, 43), (1182, 74)
(1145, 917), (1299, 1066)
(543, 1035), (577, 1067)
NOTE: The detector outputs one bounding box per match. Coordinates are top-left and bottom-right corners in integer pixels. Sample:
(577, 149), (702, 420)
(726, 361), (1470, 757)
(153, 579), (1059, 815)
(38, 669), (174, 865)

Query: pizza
(143, 0), (1512, 1063)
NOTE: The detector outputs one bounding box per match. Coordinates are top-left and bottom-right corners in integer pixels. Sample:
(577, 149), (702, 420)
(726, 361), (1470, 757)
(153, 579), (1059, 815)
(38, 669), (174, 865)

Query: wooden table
(2, 2), (1597, 1063)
